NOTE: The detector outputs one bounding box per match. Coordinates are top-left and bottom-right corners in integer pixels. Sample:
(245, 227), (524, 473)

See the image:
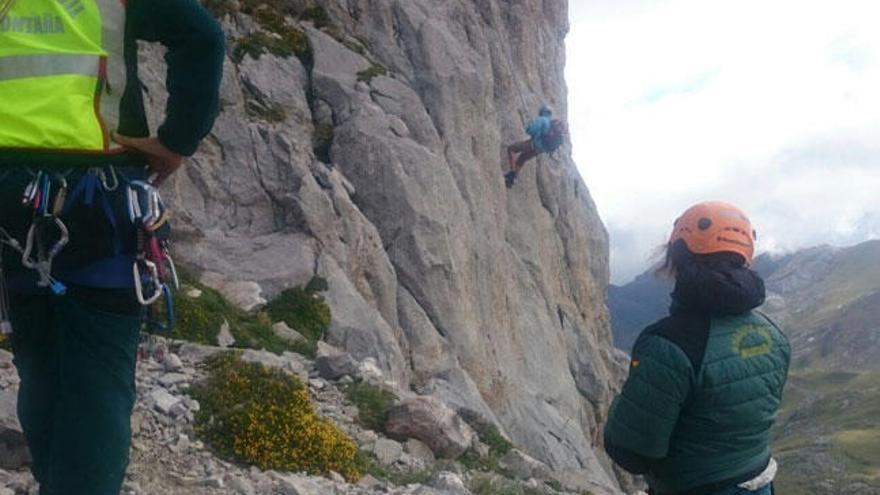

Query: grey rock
(0, 488), (14, 495)
(150, 389), (184, 417)
(430, 471), (471, 495)
(385, 396), (475, 459)
(357, 474), (383, 489)
(201, 272), (266, 312)
(314, 342), (358, 380)
(0, 389), (31, 470)
(163, 353), (184, 372)
(328, 471), (345, 483)
(357, 357), (384, 383)
(202, 476), (224, 488)
(499, 449), (552, 481)
(158, 373), (189, 388)
(175, 343), (225, 363)
(216, 319), (235, 348)
(227, 475), (256, 495)
(356, 430), (379, 447)
(272, 322), (306, 344)
(405, 439), (436, 463)
(373, 438), (403, 465)
(277, 474), (323, 495)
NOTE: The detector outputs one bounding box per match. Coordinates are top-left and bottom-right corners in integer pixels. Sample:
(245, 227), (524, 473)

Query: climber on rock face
(603, 201), (791, 495)
(504, 105), (566, 188)
(0, 0), (224, 493)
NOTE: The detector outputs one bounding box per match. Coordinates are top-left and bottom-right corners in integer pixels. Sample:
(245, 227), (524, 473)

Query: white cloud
(567, 0), (880, 283)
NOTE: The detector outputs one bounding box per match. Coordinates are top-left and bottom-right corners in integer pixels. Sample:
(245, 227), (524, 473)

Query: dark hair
(655, 239), (747, 279)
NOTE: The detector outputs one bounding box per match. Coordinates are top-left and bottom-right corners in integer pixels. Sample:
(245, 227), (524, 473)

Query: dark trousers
(507, 139), (539, 171)
(10, 292), (141, 495)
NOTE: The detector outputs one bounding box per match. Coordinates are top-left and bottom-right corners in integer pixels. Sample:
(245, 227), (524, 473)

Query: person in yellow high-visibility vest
(0, 0), (224, 493)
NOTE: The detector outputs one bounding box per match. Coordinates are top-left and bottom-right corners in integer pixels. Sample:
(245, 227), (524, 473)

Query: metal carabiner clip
(127, 180), (163, 226)
(146, 284), (175, 333)
(133, 259), (163, 305)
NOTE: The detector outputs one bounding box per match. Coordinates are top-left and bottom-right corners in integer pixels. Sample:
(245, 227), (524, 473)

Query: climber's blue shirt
(526, 116), (552, 152)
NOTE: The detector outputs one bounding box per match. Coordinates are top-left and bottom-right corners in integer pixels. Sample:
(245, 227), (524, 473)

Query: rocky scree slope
(0, 342), (624, 495)
(138, 0), (626, 493)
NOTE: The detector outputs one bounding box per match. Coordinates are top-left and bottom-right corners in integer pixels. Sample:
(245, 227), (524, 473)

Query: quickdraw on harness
(126, 180), (178, 332)
(20, 170), (69, 296)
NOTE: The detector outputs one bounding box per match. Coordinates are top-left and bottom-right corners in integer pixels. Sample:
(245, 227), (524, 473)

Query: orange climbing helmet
(669, 201), (757, 264)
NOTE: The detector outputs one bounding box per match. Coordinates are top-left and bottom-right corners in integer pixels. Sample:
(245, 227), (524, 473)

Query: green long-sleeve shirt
(0, 0), (225, 167)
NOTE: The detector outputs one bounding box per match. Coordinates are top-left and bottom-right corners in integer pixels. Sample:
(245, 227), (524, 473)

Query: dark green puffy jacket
(604, 255), (791, 495)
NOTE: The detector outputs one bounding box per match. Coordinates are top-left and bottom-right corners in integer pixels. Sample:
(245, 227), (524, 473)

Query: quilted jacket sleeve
(604, 333), (694, 461)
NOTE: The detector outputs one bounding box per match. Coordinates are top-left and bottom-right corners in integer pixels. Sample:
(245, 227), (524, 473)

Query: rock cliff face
(140, 1), (626, 491)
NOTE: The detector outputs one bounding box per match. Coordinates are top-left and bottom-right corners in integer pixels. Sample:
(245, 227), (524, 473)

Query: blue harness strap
(63, 172), (122, 255)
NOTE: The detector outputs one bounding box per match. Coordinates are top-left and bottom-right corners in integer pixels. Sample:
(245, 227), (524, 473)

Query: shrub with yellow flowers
(191, 353), (360, 481)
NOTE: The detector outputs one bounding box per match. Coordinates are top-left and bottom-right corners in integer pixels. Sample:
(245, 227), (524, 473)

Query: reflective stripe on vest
(0, 0), (126, 153)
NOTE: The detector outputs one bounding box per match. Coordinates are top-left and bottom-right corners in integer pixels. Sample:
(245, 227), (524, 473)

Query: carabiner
(146, 284), (175, 333)
(133, 259), (163, 305)
(127, 180), (163, 226)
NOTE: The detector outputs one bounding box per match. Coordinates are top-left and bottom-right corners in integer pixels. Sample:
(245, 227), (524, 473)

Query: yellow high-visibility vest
(0, 0), (126, 153)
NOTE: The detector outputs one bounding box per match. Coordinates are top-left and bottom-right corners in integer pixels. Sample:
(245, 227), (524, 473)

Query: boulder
(372, 438), (403, 465)
(498, 449), (552, 481)
(216, 319), (235, 348)
(385, 396), (475, 459)
(430, 471), (471, 495)
(271, 322), (306, 345)
(314, 342), (358, 380)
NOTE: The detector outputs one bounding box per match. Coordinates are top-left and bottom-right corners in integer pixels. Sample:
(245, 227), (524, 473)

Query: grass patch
(835, 429), (880, 478)
(265, 284), (330, 351)
(468, 474), (550, 495)
(246, 99), (288, 123)
(355, 451), (441, 486)
(170, 272), (313, 355)
(343, 380), (397, 432)
(299, 6), (332, 28)
(356, 63), (386, 83)
(773, 370), (880, 494)
(459, 418), (513, 473)
(191, 353), (361, 480)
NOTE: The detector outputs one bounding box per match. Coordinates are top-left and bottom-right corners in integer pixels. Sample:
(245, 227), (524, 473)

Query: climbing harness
(0, 166), (179, 334)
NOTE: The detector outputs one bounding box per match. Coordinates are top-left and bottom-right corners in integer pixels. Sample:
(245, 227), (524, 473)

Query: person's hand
(112, 132), (184, 186)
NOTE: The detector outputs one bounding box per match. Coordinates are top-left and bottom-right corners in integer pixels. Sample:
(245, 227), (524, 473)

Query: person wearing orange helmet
(604, 201), (790, 495)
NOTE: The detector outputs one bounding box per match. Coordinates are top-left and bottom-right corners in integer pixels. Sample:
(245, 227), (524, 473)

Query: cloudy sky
(566, 0), (880, 284)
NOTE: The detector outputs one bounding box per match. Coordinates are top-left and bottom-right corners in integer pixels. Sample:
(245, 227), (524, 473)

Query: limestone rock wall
(139, 1), (627, 492)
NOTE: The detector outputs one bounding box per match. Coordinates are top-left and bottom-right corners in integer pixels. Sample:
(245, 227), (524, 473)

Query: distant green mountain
(758, 240), (880, 370)
(607, 271), (671, 351)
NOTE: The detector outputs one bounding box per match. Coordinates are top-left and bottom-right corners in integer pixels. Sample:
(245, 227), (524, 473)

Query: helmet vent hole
(698, 218), (712, 230)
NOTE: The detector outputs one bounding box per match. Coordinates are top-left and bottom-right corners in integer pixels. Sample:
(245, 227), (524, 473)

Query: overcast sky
(566, 0), (880, 284)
